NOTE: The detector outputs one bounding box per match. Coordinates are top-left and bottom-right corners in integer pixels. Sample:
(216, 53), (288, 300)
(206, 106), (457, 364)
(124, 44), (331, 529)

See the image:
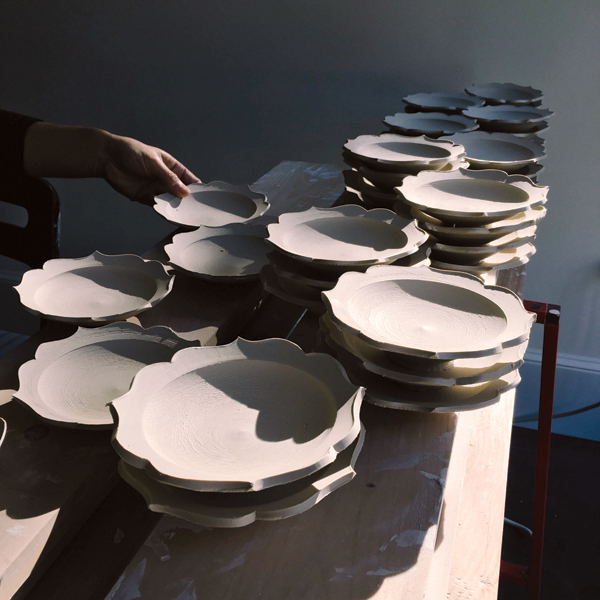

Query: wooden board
(0, 161), (345, 600)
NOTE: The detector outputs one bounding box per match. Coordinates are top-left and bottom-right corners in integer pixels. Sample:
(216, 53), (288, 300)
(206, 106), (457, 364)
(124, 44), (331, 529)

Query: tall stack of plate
(261, 205), (429, 314)
(342, 133), (466, 215)
(396, 168), (548, 278)
(320, 265), (536, 411)
(110, 338), (366, 527)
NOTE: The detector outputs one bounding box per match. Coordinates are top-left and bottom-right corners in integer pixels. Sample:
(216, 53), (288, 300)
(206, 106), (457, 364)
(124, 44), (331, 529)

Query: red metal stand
(500, 300), (561, 600)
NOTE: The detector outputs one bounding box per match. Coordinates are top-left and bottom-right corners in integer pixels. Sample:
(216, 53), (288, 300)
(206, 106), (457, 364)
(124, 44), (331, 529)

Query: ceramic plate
(462, 105), (554, 133)
(441, 132), (546, 172)
(398, 168), (548, 224)
(15, 252), (174, 326)
(267, 205), (428, 266)
(512, 121), (549, 139)
(268, 252), (337, 290)
(260, 264), (325, 314)
(431, 226), (537, 264)
(344, 134), (465, 173)
(430, 242), (536, 274)
(465, 82), (543, 106)
(0, 418), (6, 450)
(403, 92), (484, 113)
(111, 338), (363, 492)
(384, 112), (478, 137)
(154, 182), (269, 229)
(321, 316), (525, 387)
(344, 361), (521, 412)
(322, 265), (535, 359)
(164, 224), (269, 282)
(118, 426), (365, 528)
(14, 323), (197, 428)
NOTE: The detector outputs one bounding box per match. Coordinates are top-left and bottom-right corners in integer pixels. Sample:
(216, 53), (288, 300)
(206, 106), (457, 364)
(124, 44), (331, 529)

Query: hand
(101, 134), (201, 205)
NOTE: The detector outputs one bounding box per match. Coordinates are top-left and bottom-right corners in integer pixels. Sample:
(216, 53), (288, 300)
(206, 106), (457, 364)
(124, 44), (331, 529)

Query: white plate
(322, 265), (535, 359)
(344, 134), (465, 173)
(441, 132), (545, 172)
(111, 338), (363, 492)
(398, 168), (548, 224)
(430, 242), (537, 274)
(462, 105), (554, 133)
(117, 426), (365, 528)
(267, 205), (428, 266)
(14, 323), (196, 428)
(384, 111), (478, 137)
(321, 315), (525, 387)
(465, 82), (543, 106)
(403, 92), (484, 112)
(15, 252), (174, 326)
(154, 182), (269, 229)
(164, 224), (269, 282)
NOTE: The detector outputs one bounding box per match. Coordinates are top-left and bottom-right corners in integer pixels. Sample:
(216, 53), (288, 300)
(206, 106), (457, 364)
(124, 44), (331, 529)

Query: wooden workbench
(0, 162), (522, 600)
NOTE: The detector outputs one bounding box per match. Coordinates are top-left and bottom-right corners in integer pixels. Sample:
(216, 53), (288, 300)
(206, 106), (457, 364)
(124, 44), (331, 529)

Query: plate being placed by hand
(154, 181), (269, 228)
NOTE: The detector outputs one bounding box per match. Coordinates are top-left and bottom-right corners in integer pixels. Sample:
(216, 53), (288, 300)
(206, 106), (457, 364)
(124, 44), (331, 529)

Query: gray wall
(2, 0), (599, 360)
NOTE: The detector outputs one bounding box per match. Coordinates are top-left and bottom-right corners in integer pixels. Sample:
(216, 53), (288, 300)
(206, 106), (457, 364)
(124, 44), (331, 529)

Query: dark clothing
(0, 109), (42, 180)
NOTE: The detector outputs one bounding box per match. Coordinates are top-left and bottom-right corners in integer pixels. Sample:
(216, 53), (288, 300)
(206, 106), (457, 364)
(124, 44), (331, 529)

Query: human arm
(22, 122), (200, 205)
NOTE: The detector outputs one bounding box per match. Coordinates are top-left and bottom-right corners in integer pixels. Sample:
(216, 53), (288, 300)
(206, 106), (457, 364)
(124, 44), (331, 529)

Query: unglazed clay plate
(111, 338), (363, 492)
(343, 360), (521, 412)
(15, 252), (174, 325)
(321, 316), (525, 387)
(465, 82), (543, 106)
(462, 105), (554, 133)
(267, 205), (428, 266)
(260, 264), (325, 314)
(164, 224), (269, 282)
(14, 323), (197, 428)
(118, 426), (365, 528)
(415, 205), (546, 244)
(344, 134), (465, 173)
(322, 265), (535, 359)
(441, 132), (546, 172)
(430, 243), (536, 274)
(398, 168), (548, 224)
(268, 252), (337, 290)
(384, 111), (478, 137)
(154, 182), (269, 229)
(403, 92), (484, 113)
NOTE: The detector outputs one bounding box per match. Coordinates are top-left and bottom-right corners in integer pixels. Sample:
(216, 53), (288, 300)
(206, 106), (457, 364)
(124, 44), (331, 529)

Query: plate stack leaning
(261, 205), (429, 314)
(342, 133), (467, 215)
(396, 168), (549, 280)
(320, 265), (536, 412)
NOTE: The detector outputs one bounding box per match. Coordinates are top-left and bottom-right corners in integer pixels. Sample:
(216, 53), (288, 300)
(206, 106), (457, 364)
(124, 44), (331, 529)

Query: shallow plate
(118, 426), (365, 528)
(15, 252), (174, 326)
(322, 265), (535, 359)
(413, 205), (546, 243)
(260, 264), (325, 314)
(154, 182), (269, 229)
(462, 105), (554, 133)
(344, 360), (521, 412)
(164, 224), (269, 282)
(465, 82), (543, 106)
(403, 92), (484, 113)
(344, 134), (465, 173)
(267, 205), (427, 267)
(431, 226), (537, 264)
(398, 168), (548, 224)
(384, 111), (478, 137)
(111, 338), (363, 492)
(430, 243), (536, 274)
(14, 323), (196, 428)
(441, 132), (545, 172)
(321, 318), (525, 388)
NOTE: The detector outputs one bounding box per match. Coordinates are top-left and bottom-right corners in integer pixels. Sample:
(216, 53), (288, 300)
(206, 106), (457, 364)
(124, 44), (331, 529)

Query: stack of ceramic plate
(110, 338), (365, 527)
(342, 133), (466, 215)
(261, 205), (429, 313)
(397, 168), (548, 278)
(441, 131), (546, 181)
(320, 265), (535, 411)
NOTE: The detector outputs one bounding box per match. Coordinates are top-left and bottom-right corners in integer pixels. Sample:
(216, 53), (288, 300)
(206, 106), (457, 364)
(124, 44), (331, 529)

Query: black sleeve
(0, 109), (43, 180)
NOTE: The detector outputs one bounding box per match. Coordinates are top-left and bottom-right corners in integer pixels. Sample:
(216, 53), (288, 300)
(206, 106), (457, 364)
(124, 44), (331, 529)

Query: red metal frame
(500, 300), (561, 599)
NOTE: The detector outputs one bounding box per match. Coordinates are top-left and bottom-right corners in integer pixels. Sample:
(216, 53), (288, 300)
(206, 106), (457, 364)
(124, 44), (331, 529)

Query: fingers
(161, 152), (201, 191)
